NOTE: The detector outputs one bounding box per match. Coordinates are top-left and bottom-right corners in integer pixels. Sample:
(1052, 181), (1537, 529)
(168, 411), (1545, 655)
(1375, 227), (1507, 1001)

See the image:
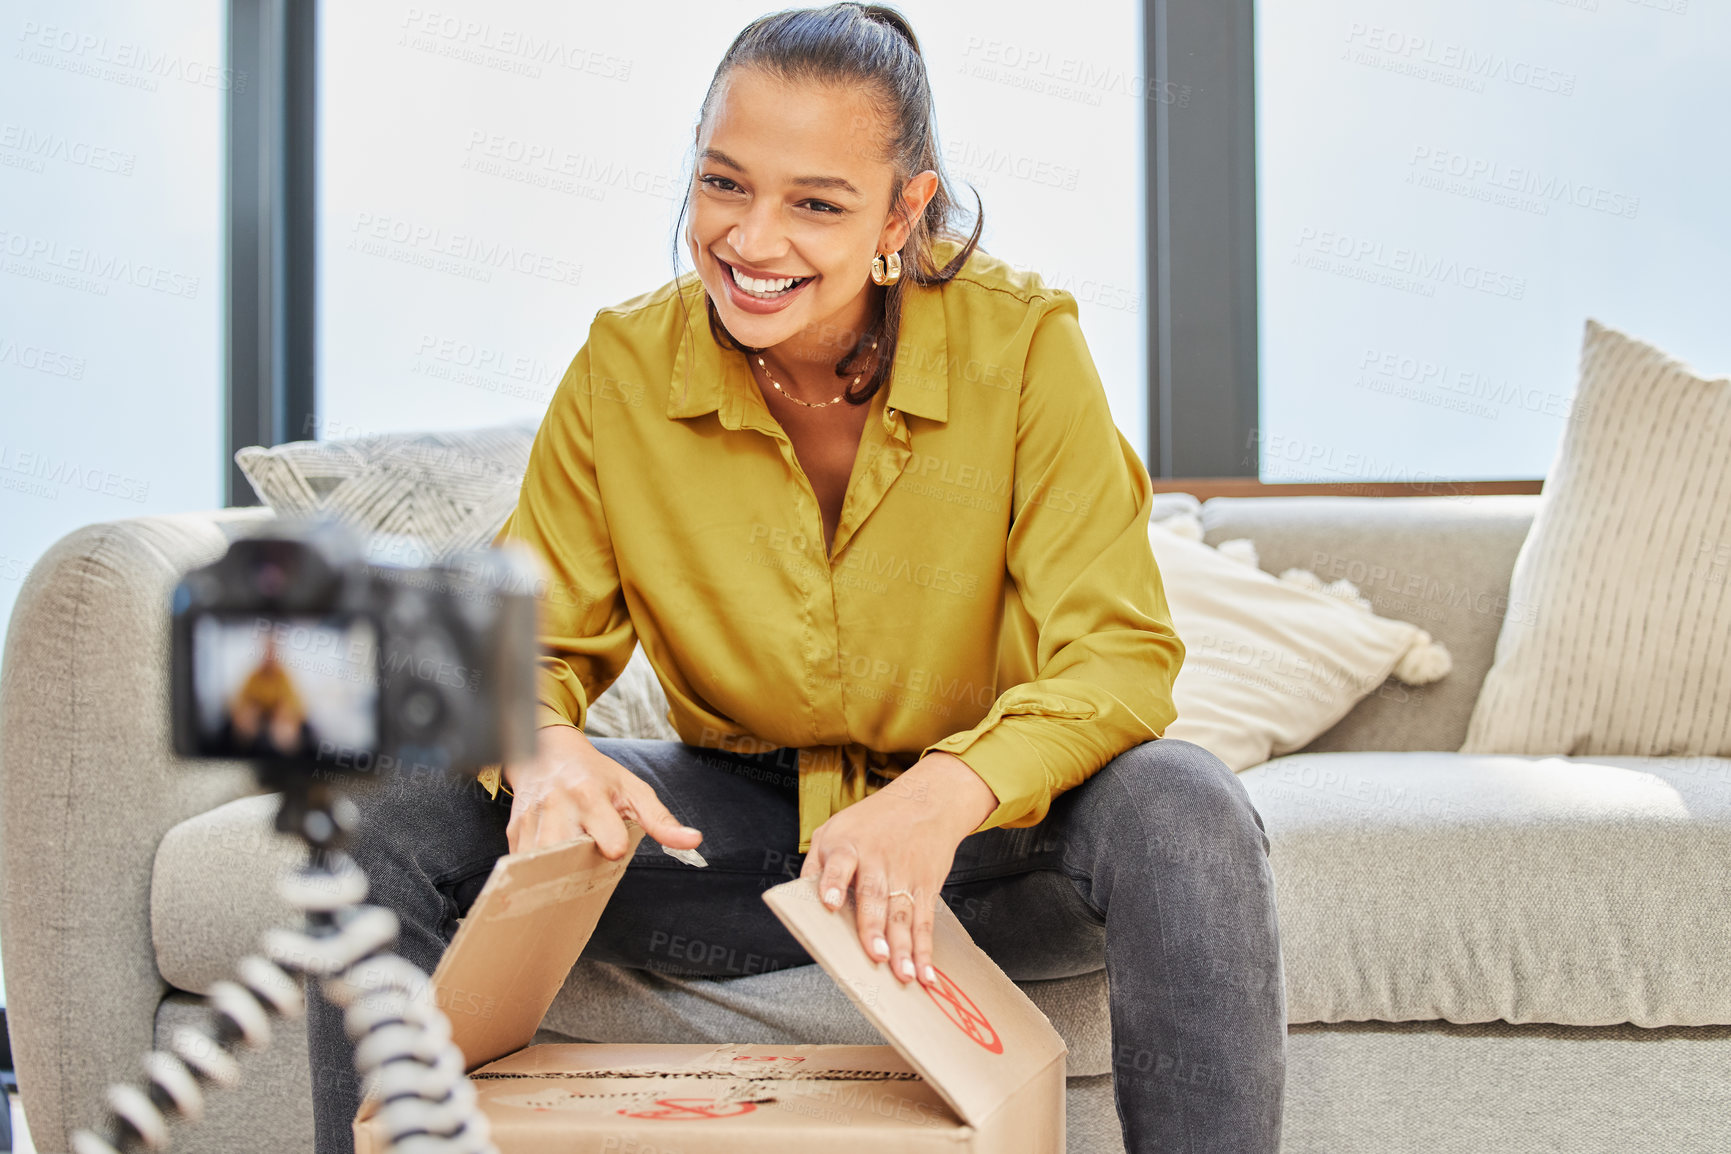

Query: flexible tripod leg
(68, 779), (497, 1154)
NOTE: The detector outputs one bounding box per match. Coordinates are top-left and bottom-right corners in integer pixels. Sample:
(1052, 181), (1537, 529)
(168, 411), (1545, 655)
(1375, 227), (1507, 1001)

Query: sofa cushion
(1201, 494), (1541, 754)
(1243, 751), (1731, 1027)
(151, 792), (1112, 1076)
(1462, 320), (1731, 759)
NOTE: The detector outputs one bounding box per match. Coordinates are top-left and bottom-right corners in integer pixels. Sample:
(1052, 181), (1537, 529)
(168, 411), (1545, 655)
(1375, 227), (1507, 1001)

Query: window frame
(225, 0), (316, 505)
(1141, 0), (1539, 495)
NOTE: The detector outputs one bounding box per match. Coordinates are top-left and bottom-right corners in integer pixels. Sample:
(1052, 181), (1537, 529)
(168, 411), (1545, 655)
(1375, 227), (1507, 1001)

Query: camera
(169, 518), (540, 782)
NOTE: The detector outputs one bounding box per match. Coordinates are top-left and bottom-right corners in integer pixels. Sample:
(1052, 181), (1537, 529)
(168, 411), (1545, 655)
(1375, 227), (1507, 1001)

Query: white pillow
(1461, 320), (1731, 758)
(1151, 514), (1452, 771)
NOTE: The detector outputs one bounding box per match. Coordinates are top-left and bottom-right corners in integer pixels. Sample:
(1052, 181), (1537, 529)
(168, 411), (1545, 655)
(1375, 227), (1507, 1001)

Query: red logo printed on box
(924, 966), (1003, 1054)
(618, 1098), (759, 1121)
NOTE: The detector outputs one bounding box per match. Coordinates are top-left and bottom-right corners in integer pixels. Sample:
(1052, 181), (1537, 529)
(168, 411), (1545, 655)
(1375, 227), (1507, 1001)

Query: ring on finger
(887, 888), (915, 901)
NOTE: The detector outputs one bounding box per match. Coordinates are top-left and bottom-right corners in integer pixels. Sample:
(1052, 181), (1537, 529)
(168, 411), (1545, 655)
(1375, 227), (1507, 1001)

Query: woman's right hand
(504, 724), (704, 860)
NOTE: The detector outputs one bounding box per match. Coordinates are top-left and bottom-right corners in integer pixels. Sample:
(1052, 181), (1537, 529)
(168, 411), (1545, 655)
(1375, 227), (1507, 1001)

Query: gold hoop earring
(870, 250), (903, 286)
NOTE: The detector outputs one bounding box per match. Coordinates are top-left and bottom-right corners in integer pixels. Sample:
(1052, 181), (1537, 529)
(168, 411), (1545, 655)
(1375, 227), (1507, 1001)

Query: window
(0, 1), (228, 645)
(1254, 0), (1731, 482)
(315, 2), (1148, 451)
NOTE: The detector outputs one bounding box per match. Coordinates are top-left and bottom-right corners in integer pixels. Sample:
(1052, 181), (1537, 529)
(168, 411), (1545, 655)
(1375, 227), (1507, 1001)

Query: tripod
(69, 765), (497, 1154)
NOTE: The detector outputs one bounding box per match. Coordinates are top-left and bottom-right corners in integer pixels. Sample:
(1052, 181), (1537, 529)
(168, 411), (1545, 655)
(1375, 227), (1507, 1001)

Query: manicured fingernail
(824, 888), (843, 907)
(679, 826), (701, 837)
(899, 958), (915, 980)
(921, 964), (936, 984)
(872, 936), (889, 959)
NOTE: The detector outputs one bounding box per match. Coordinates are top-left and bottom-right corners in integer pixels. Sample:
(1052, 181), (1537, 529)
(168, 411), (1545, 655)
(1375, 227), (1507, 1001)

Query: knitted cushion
(583, 646), (679, 741)
(234, 422), (536, 562)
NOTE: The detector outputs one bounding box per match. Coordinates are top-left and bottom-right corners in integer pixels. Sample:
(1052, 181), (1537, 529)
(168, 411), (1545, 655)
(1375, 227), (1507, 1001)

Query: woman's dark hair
(672, 2), (984, 406)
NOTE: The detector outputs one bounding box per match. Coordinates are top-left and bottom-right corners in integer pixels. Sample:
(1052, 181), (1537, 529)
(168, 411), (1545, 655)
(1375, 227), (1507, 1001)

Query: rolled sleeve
(477, 342), (637, 800)
(920, 294), (1185, 831)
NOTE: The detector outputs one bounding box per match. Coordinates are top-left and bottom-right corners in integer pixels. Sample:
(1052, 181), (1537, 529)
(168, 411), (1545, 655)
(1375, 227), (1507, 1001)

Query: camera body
(170, 519), (540, 782)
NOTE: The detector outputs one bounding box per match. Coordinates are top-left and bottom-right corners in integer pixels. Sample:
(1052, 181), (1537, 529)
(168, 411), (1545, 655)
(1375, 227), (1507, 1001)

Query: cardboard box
(354, 826), (1068, 1152)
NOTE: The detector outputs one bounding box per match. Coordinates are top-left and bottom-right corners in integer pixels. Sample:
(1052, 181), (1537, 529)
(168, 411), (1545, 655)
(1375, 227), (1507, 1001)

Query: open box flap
(762, 877), (1067, 1128)
(423, 823), (643, 1071)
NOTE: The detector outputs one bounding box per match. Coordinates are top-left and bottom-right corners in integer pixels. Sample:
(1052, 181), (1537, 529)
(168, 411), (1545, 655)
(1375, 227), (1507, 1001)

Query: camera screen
(189, 614), (379, 760)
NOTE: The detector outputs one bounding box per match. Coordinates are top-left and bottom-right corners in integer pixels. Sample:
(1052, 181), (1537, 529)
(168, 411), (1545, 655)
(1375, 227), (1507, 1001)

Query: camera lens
(403, 687), (441, 731)
(255, 560), (288, 598)
(390, 592), (429, 629)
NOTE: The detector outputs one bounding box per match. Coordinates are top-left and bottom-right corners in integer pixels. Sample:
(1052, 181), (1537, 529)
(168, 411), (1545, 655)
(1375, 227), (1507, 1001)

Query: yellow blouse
(479, 241), (1185, 851)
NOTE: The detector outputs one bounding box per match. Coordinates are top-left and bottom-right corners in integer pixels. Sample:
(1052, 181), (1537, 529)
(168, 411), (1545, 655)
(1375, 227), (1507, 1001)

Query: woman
(307, 6), (1285, 1152)
(226, 635), (311, 756)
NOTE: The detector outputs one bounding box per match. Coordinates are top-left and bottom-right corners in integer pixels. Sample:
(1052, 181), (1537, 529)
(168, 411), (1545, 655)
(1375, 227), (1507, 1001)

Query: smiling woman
(674, 4), (981, 412)
(303, 7), (1287, 1154)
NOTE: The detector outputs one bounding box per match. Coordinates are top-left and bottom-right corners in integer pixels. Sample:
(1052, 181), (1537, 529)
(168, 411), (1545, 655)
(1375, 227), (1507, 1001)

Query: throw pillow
(234, 422), (537, 562)
(1460, 320), (1731, 757)
(582, 645), (680, 742)
(1151, 512), (1452, 771)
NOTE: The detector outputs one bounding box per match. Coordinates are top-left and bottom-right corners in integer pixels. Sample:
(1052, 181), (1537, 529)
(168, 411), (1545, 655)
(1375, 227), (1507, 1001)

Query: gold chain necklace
(755, 338), (879, 409)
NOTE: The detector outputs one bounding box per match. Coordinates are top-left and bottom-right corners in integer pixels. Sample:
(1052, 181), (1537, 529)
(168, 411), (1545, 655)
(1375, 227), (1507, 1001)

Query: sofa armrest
(0, 507), (276, 1149)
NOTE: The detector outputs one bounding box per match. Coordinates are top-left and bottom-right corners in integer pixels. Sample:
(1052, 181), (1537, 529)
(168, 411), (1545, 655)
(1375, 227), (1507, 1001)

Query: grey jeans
(306, 736), (1286, 1153)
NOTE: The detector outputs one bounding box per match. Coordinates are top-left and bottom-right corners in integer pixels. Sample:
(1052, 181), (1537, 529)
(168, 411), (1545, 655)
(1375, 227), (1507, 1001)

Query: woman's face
(687, 66), (935, 353)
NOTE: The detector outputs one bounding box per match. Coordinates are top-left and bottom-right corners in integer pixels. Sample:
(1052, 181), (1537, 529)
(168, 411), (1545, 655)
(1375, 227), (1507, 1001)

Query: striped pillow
(1460, 320), (1731, 757)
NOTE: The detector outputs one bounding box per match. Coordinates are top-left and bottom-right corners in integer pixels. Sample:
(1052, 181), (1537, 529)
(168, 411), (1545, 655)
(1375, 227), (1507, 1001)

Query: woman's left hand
(800, 752), (999, 987)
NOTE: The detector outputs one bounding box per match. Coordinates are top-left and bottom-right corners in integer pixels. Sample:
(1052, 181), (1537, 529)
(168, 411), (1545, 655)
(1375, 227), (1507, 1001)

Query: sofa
(4, 492), (1729, 1154)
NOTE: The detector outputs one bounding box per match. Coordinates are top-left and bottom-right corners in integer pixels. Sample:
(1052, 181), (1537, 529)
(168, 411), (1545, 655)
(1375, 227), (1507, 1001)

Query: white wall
(0, 1), (226, 649)
(317, 1), (1148, 451)
(1257, 0), (1730, 482)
